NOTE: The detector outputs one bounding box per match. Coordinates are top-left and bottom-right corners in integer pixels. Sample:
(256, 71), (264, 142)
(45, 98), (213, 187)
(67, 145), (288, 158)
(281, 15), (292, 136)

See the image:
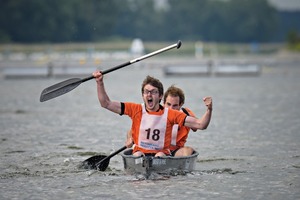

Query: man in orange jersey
(93, 71), (212, 157)
(164, 85), (212, 156)
(126, 85), (212, 157)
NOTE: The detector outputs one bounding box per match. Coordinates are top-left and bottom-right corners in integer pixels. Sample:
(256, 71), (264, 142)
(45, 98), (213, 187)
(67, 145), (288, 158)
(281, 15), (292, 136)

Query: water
(0, 59), (300, 199)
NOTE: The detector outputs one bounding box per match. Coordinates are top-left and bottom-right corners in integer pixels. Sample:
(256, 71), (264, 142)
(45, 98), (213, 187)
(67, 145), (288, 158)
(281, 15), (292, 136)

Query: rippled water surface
(1, 58), (300, 199)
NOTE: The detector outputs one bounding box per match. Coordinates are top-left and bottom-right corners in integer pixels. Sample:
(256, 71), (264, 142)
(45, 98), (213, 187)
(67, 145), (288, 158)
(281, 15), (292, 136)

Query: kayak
(121, 149), (199, 178)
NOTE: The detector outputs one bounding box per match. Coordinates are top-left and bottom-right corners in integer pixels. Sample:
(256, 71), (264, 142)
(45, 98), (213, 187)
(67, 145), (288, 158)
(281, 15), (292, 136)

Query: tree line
(0, 0), (299, 43)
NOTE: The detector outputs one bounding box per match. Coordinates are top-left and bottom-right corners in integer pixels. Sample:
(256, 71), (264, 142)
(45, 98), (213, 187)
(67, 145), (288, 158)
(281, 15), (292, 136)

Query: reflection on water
(0, 61), (300, 199)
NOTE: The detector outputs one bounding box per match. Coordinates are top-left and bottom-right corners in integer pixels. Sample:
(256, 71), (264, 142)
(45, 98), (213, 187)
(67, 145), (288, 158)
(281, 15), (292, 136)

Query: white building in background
(130, 38), (144, 57)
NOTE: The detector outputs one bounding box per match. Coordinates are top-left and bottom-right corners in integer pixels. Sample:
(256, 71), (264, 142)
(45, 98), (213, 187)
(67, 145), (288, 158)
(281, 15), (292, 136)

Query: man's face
(142, 84), (161, 111)
(164, 95), (181, 110)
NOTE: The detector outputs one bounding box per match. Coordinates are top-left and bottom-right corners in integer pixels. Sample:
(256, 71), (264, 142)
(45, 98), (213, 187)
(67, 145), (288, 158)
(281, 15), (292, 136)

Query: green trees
(0, 0), (296, 43)
(0, 0), (77, 42)
(164, 0), (278, 42)
(0, 0), (118, 42)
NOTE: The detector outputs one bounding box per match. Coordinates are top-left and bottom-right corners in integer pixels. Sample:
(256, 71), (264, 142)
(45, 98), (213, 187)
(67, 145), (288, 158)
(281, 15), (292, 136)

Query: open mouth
(147, 98), (154, 107)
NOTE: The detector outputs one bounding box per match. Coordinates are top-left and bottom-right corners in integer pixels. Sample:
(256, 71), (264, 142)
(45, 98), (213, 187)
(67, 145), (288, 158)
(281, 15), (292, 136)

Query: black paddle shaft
(79, 61), (131, 83)
(72, 40), (182, 83)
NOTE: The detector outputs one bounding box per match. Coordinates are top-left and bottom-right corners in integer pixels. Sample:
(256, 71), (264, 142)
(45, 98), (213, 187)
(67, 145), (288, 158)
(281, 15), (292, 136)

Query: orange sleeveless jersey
(170, 107), (196, 151)
(124, 102), (188, 154)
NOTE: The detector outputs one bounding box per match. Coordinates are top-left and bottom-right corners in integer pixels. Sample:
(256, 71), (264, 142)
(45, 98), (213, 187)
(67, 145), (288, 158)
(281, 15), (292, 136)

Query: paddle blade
(79, 155), (110, 171)
(40, 78), (82, 102)
(79, 146), (127, 171)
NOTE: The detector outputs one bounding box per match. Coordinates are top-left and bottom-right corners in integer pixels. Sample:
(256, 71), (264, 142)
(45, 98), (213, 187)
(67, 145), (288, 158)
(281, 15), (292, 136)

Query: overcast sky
(268, 0), (300, 11)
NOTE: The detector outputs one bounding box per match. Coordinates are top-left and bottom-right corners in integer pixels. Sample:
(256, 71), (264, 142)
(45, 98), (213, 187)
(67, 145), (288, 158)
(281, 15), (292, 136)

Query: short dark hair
(163, 84), (185, 105)
(141, 75), (164, 96)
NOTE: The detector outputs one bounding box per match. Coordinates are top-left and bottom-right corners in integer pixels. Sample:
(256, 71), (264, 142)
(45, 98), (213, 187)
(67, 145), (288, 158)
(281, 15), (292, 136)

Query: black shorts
(144, 153), (157, 157)
(170, 148), (180, 156)
(144, 152), (171, 157)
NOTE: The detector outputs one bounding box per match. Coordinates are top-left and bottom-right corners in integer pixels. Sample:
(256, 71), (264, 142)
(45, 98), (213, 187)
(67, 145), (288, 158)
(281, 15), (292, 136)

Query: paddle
(40, 40), (182, 102)
(80, 146), (127, 171)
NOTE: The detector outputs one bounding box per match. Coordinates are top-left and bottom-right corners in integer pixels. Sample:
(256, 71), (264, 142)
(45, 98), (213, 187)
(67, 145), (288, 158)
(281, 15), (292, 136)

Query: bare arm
(185, 96), (212, 130)
(125, 129), (134, 148)
(93, 71), (122, 114)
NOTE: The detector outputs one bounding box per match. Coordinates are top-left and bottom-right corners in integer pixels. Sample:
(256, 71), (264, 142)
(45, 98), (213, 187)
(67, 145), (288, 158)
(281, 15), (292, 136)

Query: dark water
(0, 58), (300, 199)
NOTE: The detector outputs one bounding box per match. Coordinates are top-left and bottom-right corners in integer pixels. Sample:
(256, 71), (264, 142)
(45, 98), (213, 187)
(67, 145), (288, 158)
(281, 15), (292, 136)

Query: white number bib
(138, 104), (168, 150)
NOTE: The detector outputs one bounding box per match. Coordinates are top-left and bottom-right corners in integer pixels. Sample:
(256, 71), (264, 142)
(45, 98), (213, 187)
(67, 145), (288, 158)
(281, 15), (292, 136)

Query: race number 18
(145, 128), (160, 141)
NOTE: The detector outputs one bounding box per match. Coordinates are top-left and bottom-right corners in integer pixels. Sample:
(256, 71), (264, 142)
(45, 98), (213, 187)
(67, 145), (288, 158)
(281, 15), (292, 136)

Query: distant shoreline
(0, 41), (293, 56)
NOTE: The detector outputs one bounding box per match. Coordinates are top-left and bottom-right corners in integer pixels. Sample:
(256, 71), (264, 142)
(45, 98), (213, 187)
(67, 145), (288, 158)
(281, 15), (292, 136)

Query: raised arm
(185, 96), (212, 130)
(93, 71), (122, 114)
